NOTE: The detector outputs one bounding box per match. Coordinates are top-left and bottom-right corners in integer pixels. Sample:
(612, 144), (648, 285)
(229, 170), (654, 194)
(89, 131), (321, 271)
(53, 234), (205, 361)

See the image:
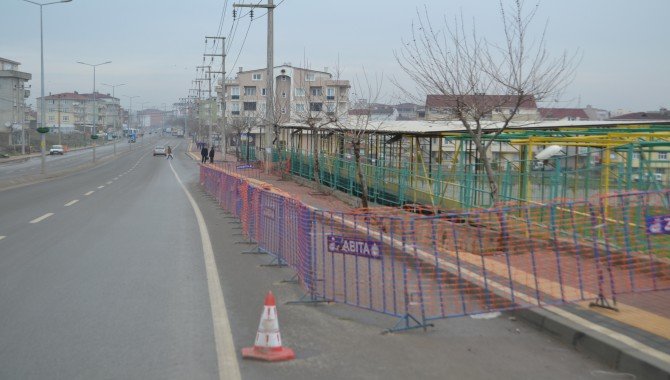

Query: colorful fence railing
(284, 148), (670, 210)
(201, 164), (670, 331)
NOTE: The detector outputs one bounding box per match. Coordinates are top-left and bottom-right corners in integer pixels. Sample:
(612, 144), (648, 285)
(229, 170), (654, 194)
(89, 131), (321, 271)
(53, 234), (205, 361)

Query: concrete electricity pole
(196, 65), (213, 149)
(205, 36), (226, 159)
(234, 0), (275, 171)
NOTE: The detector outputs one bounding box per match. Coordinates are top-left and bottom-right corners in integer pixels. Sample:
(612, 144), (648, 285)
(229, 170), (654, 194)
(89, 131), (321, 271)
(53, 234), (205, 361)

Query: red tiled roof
(538, 108), (589, 120)
(426, 94), (537, 109)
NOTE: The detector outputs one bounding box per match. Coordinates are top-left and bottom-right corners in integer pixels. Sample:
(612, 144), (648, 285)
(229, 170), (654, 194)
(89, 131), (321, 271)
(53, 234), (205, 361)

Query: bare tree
(292, 64), (349, 191)
(334, 68), (386, 208)
(394, 0), (579, 203)
(229, 113), (260, 162)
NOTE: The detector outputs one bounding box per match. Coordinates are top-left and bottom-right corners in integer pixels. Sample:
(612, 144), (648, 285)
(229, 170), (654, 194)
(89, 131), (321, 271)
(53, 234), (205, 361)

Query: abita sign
(326, 235), (381, 259)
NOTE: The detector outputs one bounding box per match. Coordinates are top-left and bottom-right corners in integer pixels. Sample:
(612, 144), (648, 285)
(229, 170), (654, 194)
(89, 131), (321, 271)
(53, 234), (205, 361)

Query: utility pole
(196, 65), (213, 149)
(205, 36), (226, 160)
(234, 0), (275, 171)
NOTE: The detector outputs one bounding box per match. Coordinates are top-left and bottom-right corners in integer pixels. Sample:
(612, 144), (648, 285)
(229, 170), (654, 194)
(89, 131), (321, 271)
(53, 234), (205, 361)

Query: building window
(327, 88), (335, 100)
(243, 102), (257, 111)
(310, 102), (323, 112)
(310, 87), (322, 97)
(261, 88), (266, 96)
(633, 152), (640, 160)
(281, 107), (286, 114)
(305, 73), (315, 81)
(231, 102), (240, 115)
(282, 92), (287, 98)
(244, 86), (256, 96)
(48, 116), (55, 122)
(62, 116), (69, 121)
(252, 73), (262, 81)
(295, 104), (305, 112)
(326, 103), (336, 113)
(660, 152), (668, 160)
(295, 88), (305, 97)
(231, 87), (240, 100)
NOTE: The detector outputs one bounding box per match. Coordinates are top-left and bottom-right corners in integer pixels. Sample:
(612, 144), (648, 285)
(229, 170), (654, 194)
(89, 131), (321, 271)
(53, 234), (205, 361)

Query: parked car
(153, 146), (166, 156)
(49, 145), (64, 155)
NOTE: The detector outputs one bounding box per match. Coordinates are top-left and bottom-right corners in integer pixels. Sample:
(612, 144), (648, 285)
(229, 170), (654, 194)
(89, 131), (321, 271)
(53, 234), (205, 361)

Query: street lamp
(22, 0), (73, 174)
(77, 60), (111, 162)
(123, 95), (139, 151)
(101, 82), (125, 155)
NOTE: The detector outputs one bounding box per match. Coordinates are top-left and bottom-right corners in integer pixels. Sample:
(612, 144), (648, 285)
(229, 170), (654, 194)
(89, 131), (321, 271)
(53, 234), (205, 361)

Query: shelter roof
(279, 119), (670, 136)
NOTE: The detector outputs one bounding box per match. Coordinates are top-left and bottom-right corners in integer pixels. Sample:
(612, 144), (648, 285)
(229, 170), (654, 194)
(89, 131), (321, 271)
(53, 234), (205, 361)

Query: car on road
(49, 145), (64, 155)
(153, 146), (166, 156)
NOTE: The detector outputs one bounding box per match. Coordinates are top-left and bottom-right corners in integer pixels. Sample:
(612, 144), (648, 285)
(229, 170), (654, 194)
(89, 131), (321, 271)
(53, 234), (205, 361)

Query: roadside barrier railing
(201, 164), (670, 331)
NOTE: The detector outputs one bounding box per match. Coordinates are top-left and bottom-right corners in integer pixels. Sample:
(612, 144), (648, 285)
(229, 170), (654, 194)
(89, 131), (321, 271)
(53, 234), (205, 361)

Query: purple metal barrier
(200, 165), (670, 331)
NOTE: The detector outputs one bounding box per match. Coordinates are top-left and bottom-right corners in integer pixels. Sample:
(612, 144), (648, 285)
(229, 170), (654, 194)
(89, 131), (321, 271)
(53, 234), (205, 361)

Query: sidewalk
(188, 143), (670, 378)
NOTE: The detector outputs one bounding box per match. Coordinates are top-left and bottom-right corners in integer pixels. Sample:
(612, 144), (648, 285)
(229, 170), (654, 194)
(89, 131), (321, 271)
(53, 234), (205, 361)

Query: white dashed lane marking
(84, 191), (94, 196)
(64, 200), (79, 207)
(0, 236), (5, 241)
(106, 181), (113, 185)
(30, 213), (54, 224)
(97, 185), (105, 189)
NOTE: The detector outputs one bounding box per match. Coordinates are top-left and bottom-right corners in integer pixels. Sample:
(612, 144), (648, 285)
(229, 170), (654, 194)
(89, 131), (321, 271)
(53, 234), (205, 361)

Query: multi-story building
(0, 58), (32, 139)
(219, 65), (350, 125)
(37, 91), (122, 134)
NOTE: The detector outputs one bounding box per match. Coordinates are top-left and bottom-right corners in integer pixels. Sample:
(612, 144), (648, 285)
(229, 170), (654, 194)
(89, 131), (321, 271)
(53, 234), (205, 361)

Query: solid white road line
(97, 185), (105, 189)
(64, 200), (79, 207)
(30, 213), (54, 224)
(84, 191), (94, 196)
(168, 161), (241, 380)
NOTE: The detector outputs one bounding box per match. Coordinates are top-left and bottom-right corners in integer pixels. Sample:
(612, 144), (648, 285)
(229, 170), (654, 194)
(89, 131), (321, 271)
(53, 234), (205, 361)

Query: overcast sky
(3, 0), (668, 113)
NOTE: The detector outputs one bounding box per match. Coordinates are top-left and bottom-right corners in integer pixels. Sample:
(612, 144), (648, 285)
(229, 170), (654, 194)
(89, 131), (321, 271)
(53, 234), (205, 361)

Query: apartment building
(37, 91), (122, 134)
(219, 65), (350, 124)
(0, 57), (32, 135)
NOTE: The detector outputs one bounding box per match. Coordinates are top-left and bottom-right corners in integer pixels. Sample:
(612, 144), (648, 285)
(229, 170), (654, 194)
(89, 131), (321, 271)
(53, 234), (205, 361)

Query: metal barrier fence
(201, 164), (670, 331)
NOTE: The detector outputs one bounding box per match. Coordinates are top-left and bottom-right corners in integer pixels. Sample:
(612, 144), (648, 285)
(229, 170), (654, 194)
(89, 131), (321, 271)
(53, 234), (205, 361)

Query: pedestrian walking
(166, 145), (173, 160)
(209, 146), (215, 163)
(201, 145), (208, 163)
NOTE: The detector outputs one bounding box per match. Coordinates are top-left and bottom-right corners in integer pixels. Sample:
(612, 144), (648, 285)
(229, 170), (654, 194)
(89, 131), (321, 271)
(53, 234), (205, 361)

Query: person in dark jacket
(201, 146), (208, 163)
(209, 146), (215, 163)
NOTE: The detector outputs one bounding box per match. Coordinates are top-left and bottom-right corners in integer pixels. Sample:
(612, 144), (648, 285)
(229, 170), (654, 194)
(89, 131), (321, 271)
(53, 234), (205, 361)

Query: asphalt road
(0, 138), (631, 379)
(0, 137), (152, 184)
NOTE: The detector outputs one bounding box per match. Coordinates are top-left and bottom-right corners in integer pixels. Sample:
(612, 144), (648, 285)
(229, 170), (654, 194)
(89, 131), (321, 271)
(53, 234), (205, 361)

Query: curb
(515, 307), (670, 379)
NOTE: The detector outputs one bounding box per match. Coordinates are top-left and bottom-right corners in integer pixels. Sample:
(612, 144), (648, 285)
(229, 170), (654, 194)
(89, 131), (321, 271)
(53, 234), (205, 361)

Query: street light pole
(77, 60), (111, 163)
(22, 0), (73, 174)
(123, 95), (139, 151)
(101, 82), (125, 155)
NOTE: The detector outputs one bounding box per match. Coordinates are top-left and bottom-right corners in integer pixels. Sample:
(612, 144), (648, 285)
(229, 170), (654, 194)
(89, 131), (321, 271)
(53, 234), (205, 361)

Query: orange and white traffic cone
(242, 291), (295, 362)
